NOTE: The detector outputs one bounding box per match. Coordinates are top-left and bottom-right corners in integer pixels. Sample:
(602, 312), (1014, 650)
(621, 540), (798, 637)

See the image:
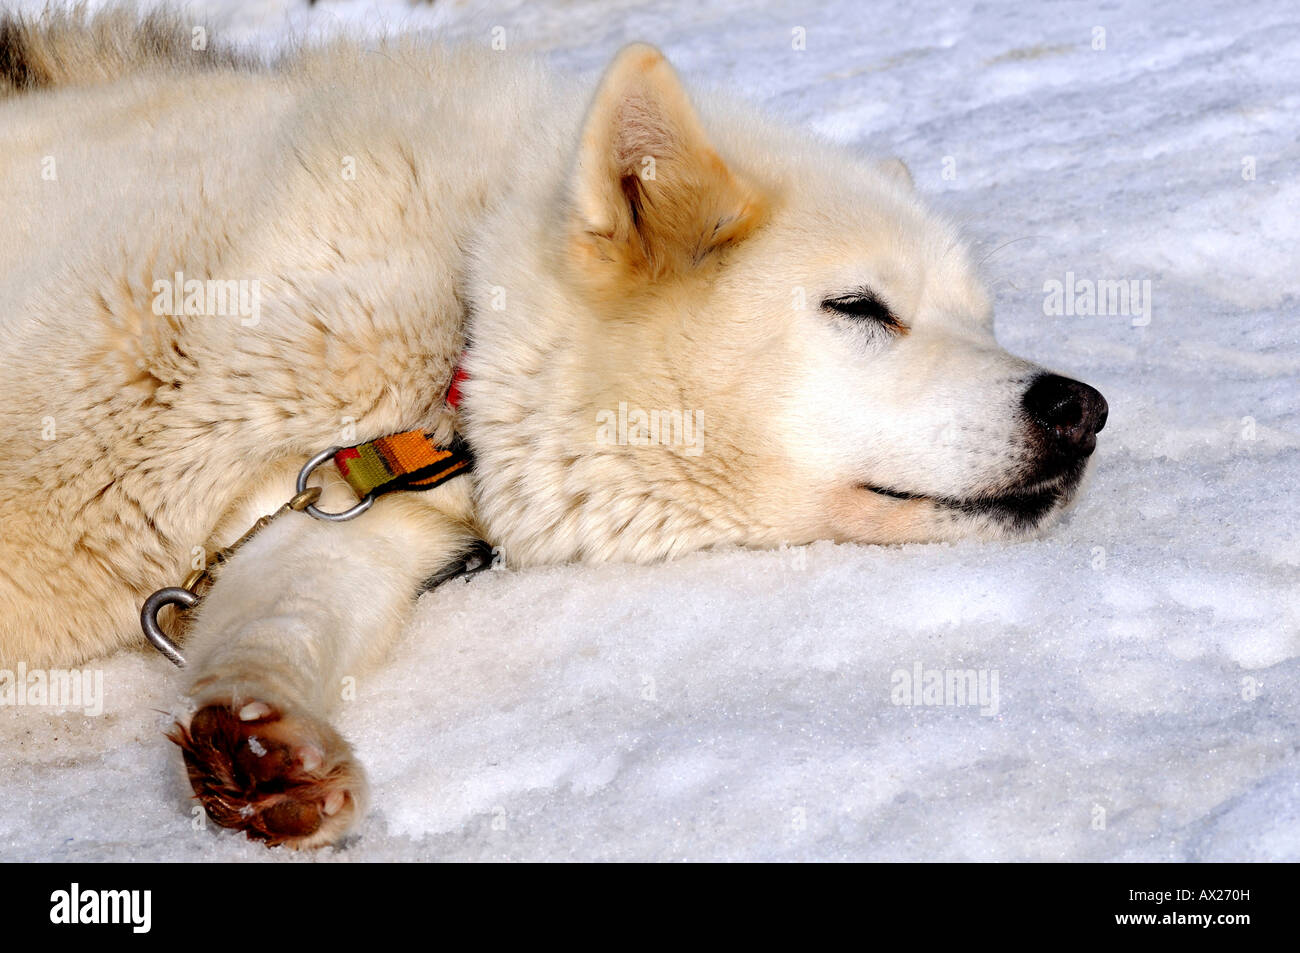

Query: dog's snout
(1022, 374), (1108, 453)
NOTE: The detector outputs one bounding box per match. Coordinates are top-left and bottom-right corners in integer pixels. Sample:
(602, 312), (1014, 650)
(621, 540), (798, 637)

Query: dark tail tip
(0, 17), (44, 95)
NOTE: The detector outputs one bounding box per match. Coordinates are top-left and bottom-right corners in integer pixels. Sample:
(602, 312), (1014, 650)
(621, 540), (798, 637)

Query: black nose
(1021, 374), (1108, 454)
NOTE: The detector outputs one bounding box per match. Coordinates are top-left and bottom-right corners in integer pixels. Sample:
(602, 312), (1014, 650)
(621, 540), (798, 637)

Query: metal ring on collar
(296, 446), (375, 522)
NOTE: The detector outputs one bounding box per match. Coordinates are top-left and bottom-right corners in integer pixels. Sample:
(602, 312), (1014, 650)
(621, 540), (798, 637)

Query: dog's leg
(169, 478), (475, 848)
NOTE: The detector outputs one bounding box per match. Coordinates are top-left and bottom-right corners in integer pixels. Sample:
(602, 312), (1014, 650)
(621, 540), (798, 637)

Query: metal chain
(140, 485), (322, 667)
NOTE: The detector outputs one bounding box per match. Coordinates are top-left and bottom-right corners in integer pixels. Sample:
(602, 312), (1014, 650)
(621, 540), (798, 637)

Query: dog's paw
(167, 699), (365, 849)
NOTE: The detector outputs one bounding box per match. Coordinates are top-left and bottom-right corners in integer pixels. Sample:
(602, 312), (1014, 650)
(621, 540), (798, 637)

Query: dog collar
(446, 361), (469, 410)
(332, 430), (471, 500)
(335, 357), (470, 497)
(303, 358), (472, 517)
(141, 361), (473, 666)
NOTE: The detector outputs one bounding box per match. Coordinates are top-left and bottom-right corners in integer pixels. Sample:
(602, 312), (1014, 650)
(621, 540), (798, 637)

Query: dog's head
(466, 44), (1106, 561)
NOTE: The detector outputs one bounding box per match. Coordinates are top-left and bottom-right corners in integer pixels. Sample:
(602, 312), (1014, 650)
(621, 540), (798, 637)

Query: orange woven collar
(332, 360), (471, 498)
(332, 430), (471, 499)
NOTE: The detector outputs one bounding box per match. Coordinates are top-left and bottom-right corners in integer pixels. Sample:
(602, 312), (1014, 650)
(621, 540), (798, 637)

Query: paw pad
(168, 701), (360, 848)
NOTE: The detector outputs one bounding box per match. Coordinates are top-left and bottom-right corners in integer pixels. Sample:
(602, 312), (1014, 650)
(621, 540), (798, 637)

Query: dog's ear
(877, 157), (914, 190)
(568, 44), (768, 288)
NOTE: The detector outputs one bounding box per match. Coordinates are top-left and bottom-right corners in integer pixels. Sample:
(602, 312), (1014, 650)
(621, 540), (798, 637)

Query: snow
(2, 0), (1298, 861)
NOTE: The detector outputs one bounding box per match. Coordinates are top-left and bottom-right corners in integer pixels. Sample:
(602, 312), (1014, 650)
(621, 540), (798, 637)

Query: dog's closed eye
(820, 291), (905, 333)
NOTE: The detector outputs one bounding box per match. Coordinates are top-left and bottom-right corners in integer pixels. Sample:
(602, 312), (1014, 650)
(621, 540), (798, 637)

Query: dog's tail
(1, 5), (246, 100)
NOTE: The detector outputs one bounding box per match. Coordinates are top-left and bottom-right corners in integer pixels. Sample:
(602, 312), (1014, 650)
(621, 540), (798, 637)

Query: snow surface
(2, 0), (1298, 862)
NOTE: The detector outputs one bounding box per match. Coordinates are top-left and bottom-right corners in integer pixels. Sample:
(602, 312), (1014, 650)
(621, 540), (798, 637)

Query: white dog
(0, 8), (1106, 847)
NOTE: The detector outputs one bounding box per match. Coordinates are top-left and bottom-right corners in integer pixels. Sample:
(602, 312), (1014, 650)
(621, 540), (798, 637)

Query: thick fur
(0, 8), (1104, 846)
(0, 6), (246, 97)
